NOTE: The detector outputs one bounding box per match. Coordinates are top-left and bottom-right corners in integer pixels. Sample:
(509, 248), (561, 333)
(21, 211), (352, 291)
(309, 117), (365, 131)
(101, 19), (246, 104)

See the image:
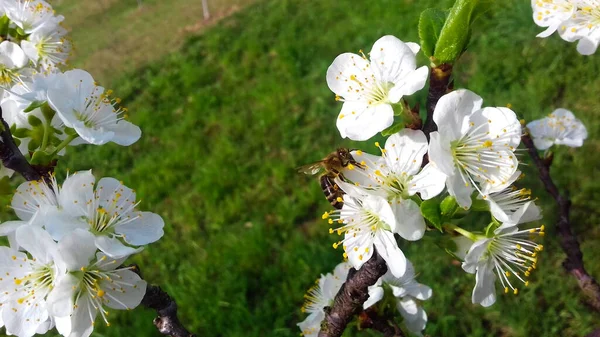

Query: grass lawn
(3, 0), (600, 336)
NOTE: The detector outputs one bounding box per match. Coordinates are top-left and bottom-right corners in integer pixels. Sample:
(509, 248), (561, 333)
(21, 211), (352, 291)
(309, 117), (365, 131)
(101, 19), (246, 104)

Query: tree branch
(522, 133), (600, 311)
(142, 285), (196, 337)
(318, 251), (388, 337)
(128, 265), (195, 337)
(422, 63), (453, 138)
(359, 308), (406, 337)
(0, 107), (42, 181)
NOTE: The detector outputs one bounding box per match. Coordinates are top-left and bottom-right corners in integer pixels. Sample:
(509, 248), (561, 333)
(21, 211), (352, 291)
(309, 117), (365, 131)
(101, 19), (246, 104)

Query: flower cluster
(0, 0), (71, 87)
(0, 1), (140, 181)
(298, 31), (583, 335)
(0, 171), (164, 337)
(532, 0), (600, 55)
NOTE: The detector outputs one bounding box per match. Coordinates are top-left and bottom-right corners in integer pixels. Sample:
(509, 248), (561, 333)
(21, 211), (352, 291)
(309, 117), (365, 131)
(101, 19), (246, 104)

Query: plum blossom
(46, 230), (146, 337)
(43, 170), (164, 258)
(460, 225), (545, 307)
(47, 69), (141, 146)
(526, 108), (588, 149)
(364, 261), (431, 336)
(324, 179), (407, 278)
(344, 129), (446, 241)
(531, 0), (577, 38)
(0, 226), (65, 337)
(428, 89), (521, 209)
(326, 35), (428, 141)
(297, 262), (350, 337)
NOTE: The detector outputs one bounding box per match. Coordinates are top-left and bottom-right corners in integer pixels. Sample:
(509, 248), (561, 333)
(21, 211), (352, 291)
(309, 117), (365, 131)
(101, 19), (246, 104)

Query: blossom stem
(444, 223), (477, 241)
(49, 134), (77, 157)
(41, 119), (51, 151)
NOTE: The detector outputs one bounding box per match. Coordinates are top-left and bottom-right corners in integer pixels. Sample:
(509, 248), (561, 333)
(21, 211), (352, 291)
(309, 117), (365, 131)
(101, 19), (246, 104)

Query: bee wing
(297, 162), (324, 175)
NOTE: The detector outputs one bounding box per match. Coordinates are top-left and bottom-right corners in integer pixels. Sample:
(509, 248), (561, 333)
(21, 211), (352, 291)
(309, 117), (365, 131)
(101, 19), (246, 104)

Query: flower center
(486, 226), (545, 295)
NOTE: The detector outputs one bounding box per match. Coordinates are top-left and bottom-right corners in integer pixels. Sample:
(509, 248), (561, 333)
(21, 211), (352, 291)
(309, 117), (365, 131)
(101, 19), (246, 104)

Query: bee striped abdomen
(320, 173), (344, 209)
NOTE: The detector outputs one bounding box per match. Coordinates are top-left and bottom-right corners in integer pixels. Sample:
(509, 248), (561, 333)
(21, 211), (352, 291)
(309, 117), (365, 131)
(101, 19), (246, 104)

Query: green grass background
(3, 0), (600, 336)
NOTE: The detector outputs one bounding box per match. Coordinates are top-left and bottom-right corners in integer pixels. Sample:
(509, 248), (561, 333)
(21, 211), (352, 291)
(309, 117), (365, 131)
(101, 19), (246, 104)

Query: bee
(298, 148), (361, 209)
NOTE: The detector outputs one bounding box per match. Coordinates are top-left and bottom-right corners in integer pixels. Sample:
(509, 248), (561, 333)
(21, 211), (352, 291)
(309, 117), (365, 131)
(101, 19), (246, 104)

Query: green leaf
(12, 127), (29, 138)
(434, 0), (480, 64)
(27, 115), (42, 127)
(420, 198), (442, 231)
(381, 122), (405, 137)
(23, 100), (46, 113)
(0, 176), (11, 196)
(470, 197), (489, 212)
(29, 150), (54, 165)
(418, 8), (448, 58)
(440, 195), (458, 218)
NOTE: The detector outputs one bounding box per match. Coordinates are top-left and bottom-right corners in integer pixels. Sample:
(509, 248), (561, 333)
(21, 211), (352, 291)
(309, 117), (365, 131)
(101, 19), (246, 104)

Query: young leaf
(418, 8), (448, 58)
(381, 122), (405, 137)
(434, 0), (480, 64)
(420, 198), (443, 231)
(440, 195), (459, 218)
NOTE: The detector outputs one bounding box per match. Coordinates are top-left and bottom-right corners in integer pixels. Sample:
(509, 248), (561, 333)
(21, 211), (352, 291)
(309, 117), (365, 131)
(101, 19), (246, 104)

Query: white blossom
(531, 0), (577, 38)
(297, 262), (350, 337)
(46, 229), (146, 337)
(47, 69), (141, 146)
(526, 108), (588, 149)
(324, 180), (407, 278)
(4, 0), (63, 35)
(460, 225), (544, 307)
(0, 226), (65, 337)
(364, 261), (431, 336)
(558, 1), (600, 55)
(428, 89), (521, 209)
(326, 35), (428, 141)
(343, 129), (446, 241)
(44, 170), (165, 258)
(0, 41), (29, 89)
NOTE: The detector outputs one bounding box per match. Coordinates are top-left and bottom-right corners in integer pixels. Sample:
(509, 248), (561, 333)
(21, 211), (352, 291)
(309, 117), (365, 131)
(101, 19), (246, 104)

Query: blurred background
(2, 0), (600, 336)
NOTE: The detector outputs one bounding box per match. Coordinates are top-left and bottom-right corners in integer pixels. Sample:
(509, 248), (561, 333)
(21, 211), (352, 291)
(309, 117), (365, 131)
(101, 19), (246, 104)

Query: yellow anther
(506, 103), (512, 108)
(347, 163), (355, 170)
(513, 288), (519, 295)
(328, 219), (333, 225)
(336, 197), (343, 202)
(355, 150), (363, 155)
(505, 271), (510, 277)
(329, 228), (334, 234)
(482, 140), (493, 148)
(540, 225), (545, 231)
(525, 281), (530, 287)
(358, 254), (363, 261)
(14, 279), (22, 285)
(322, 212), (330, 219)
(374, 142), (380, 147)
(504, 287), (509, 294)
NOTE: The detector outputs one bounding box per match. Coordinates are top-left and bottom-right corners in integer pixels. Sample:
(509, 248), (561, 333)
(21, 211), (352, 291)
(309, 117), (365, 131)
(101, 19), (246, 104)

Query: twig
(359, 308), (406, 337)
(422, 63), (453, 138)
(130, 264), (196, 337)
(522, 133), (600, 311)
(318, 251), (388, 337)
(0, 107), (42, 181)
(142, 285), (196, 337)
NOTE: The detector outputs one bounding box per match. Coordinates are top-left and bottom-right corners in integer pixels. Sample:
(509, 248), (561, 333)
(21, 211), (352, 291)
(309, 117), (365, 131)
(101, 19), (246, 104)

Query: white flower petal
(374, 231), (406, 278)
(117, 212), (164, 246)
(427, 132), (454, 176)
(59, 170), (95, 217)
(336, 101), (394, 141)
(46, 273), (79, 317)
(95, 236), (143, 259)
(432, 89), (483, 141)
(388, 66), (428, 102)
(397, 297), (427, 335)
(107, 120), (141, 146)
(363, 285), (384, 309)
(472, 262), (497, 307)
(68, 294), (96, 337)
(326, 52), (372, 100)
(101, 270), (146, 310)
(391, 198), (425, 241)
(57, 229), (97, 271)
(15, 225), (57, 264)
(369, 36), (417, 88)
(446, 170), (473, 209)
(384, 129), (428, 176)
(408, 163), (446, 200)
